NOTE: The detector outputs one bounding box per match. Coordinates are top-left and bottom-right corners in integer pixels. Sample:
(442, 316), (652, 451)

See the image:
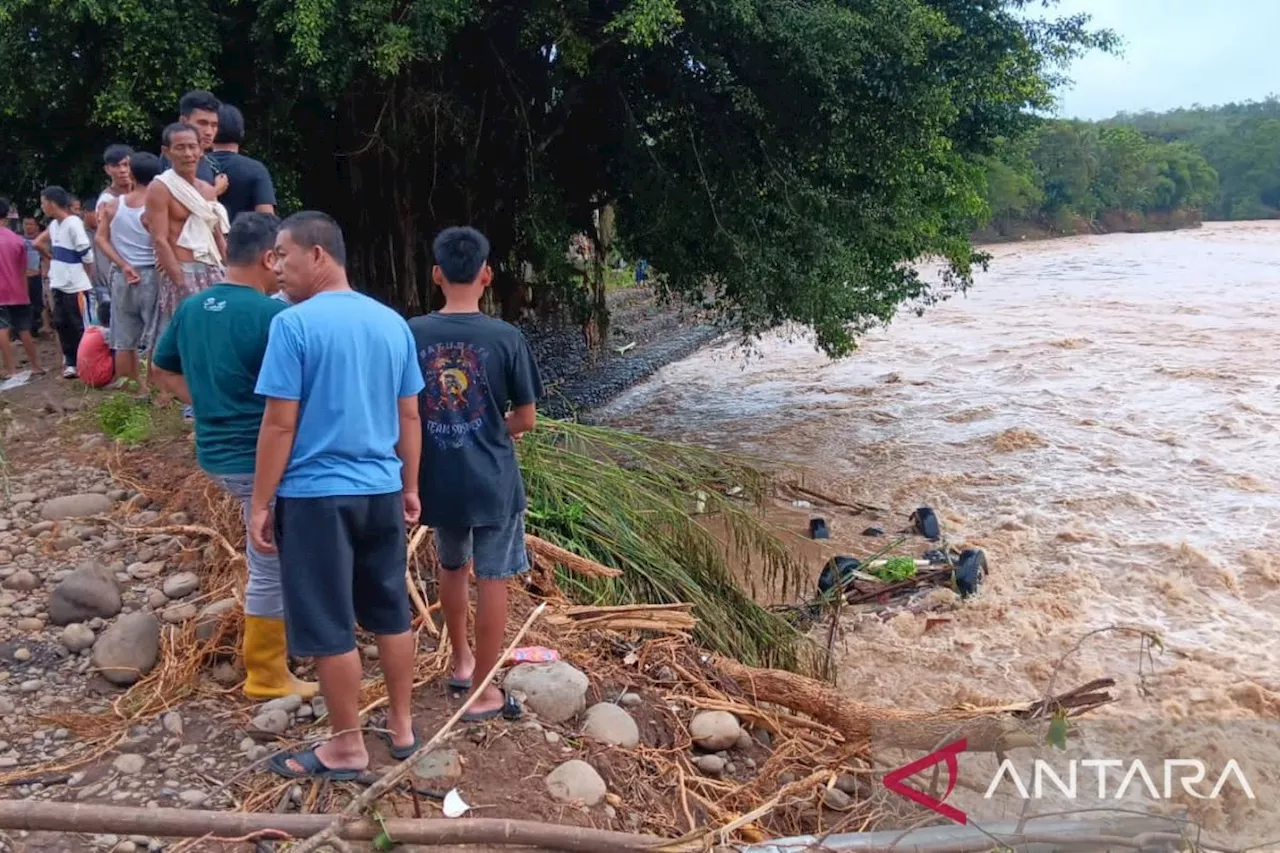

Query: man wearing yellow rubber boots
(150, 212), (316, 699)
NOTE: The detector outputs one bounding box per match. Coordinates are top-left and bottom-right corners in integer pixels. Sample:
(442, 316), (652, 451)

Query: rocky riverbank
(518, 286), (723, 419)
(0, 363), (863, 851)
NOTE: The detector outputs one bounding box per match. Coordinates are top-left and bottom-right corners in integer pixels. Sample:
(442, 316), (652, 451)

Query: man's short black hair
(432, 226), (490, 284)
(0, 199), (10, 219)
(178, 90), (220, 117)
(162, 122), (199, 148)
(214, 104), (245, 145)
(280, 211), (347, 267)
(103, 144), (133, 166)
(128, 152), (162, 185)
(40, 186), (72, 210)
(226, 212), (282, 266)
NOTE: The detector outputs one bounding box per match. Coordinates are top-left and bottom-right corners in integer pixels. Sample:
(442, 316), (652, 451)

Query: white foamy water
(600, 221), (1280, 841)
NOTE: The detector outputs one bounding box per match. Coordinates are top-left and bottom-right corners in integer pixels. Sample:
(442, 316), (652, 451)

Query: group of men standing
(0, 89), (276, 387)
(7, 92), (547, 782)
(150, 213), (543, 780)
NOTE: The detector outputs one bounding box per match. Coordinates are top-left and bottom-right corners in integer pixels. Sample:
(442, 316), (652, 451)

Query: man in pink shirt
(0, 198), (43, 377)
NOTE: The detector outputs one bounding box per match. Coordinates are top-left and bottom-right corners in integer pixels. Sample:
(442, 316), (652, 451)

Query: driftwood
(547, 602), (697, 635)
(711, 656), (1115, 753)
(0, 802), (662, 850)
(525, 535), (623, 578)
(788, 483), (885, 515)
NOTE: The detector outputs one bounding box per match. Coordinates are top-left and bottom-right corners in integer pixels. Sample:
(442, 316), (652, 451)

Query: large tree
(0, 0), (1112, 354)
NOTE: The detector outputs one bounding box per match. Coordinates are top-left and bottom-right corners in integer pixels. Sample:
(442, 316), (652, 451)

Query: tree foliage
(1108, 97), (1280, 220)
(0, 0), (1113, 355)
(979, 98), (1280, 235)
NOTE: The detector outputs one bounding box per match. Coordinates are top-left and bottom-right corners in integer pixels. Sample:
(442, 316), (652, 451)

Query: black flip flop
(461, 689), (524, 723)
(268, 747), (362, 781)
(370, 713), (423, 761)
(446, 676), (472, 691)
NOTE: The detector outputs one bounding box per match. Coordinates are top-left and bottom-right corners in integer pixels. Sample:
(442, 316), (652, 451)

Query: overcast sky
(1048, 0), (1278, 119)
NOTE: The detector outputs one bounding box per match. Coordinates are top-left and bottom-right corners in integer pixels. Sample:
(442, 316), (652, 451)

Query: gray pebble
(179, 790), (208, 807)
(695, 754), (726, 776)
(113, 754), (146, 775)
(823, 787), (852, 810)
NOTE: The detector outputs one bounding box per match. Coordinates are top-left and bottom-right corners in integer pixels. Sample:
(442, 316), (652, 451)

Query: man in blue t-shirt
(250, 211), (425, 781)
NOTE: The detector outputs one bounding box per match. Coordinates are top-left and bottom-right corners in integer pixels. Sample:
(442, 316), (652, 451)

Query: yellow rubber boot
(242, 615), (319, 700)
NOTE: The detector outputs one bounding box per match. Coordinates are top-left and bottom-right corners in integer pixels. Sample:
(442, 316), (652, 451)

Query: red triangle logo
(882, 737), (968, 825)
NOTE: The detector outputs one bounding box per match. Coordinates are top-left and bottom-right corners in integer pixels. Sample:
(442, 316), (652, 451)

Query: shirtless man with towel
(147, 122), (230, 340)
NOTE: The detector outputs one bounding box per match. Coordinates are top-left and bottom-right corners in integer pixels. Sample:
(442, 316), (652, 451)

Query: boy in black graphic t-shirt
(408, 226), (542, 722)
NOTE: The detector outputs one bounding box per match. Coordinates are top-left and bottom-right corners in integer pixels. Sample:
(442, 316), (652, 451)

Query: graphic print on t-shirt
(420, 341), (490, 449)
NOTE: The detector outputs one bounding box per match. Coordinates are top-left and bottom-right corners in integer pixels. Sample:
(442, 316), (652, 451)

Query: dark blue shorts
(274, 491), (411, 657)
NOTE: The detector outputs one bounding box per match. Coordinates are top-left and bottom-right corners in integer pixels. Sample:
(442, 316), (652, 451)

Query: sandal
(369, 712), (422, 761)
(461, 689), (524, 723)
(445, 676), (471, 691)
(267, 746), (363, 781)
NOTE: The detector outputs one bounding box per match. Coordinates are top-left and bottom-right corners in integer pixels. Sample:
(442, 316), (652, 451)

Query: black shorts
(0, 304), (32, 332)
(275, 491), (411, 657)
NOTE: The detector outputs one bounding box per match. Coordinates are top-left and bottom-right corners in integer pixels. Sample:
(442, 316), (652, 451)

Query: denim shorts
(275, 491), (411, 657)
(434, 512), (530, 581)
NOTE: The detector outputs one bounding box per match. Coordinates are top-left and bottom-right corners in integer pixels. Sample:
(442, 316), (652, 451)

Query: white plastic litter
(0, 370), (32, 392)
(442, 788), (471, 818)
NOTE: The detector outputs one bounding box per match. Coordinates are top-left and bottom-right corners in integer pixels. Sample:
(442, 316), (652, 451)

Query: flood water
(600, 221), (1280, 839)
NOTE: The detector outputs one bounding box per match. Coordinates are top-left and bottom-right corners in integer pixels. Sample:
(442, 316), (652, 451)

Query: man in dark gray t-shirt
(409, 225), (542, 723)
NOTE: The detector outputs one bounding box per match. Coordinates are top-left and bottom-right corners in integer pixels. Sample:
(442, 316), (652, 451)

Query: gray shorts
(434, 512), (530, 581)
(109, 266), (160, 352)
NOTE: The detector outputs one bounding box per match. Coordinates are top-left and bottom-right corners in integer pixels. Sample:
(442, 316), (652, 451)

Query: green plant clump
(520, 420), (814, 673)
(869, 556), (918, 583)
(97, 394), (152, 445)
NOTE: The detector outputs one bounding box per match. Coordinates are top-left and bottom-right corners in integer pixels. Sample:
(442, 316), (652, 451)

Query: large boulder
(504, 662), (589, 724)
(581, 702), (640, 748)
(545, 760), (607, 806)
(92, 612), (160, 685)
(40, 493), (112, 520)
(690, 711), (742, 752)
(48, 563), (123, 625)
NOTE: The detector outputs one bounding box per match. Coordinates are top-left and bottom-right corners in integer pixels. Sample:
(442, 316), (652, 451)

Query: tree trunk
(0, 802), (662, 851)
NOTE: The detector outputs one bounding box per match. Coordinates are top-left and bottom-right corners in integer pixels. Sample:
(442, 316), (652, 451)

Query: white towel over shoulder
(155, 169), (230, 269)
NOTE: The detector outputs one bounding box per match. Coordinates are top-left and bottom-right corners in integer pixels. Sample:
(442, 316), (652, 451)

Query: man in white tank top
(96, 152), (162, 392)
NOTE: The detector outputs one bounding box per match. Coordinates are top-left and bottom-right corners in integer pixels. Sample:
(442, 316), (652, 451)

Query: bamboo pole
(0, 802), (663, 851)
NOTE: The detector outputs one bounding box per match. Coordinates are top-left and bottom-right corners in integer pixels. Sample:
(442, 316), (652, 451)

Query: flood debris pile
(0, 419), (1119, 850)
(776, 500), (991, 636)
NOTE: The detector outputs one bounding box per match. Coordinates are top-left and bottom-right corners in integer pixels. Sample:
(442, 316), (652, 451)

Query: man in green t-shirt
(151, 212), (316, 701)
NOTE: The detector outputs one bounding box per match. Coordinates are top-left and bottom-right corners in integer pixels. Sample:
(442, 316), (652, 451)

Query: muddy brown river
(601, 221), (1280, 841)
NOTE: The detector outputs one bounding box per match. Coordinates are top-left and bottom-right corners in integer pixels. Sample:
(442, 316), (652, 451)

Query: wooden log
(711, 656), (1114, 753)
(788, 484), (885, 514)
(525, 535), (623, 578)
(0, 802), (662, 851)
